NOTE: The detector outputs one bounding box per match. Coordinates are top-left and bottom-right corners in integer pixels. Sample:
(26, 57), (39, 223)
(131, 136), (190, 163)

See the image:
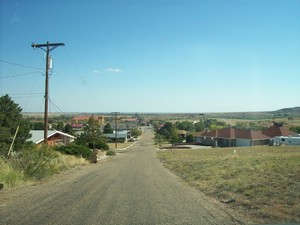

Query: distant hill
(273, 107), (300, 114)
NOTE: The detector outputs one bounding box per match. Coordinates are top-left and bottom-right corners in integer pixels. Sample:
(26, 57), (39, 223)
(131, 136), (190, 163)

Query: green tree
(186, 134), (195, 143)
(290, 126), (300, 134)
(0, 95), (31, 156)
(175, 121), (195, 132)
(32, 121), (44, 130)
(55, 121), (64, 131)
(154, 133), (164, 145)
(63, 124), (73, 135)
(194, 121), (205, 131)
(79, 116), (106, 150)
(157, 122), (178, 142)
(103, 123), (113, 134)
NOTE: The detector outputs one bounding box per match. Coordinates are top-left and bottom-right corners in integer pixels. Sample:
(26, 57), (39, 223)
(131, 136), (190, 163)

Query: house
(28, 130), (75, 146)
(195, 125), (297, 147)
(104, 130), (131, 143)
(196, 127), (270, 147)
(262, 125), (297, 137)
(71, 115), (105, 129)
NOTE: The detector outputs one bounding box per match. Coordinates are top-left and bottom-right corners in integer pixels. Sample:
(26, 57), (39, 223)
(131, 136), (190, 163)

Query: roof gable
(262, 126), (297, 137)
(28, 130), (75, 144)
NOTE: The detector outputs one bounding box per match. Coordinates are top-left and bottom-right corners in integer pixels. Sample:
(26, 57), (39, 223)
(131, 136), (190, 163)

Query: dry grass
(0, 157), (24, 188)
(0, 152), (89, 190)
(157, 146), (300, 224)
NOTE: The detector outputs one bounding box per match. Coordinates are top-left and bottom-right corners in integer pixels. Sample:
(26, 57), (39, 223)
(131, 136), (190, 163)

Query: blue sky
(1, 0), (299, 113)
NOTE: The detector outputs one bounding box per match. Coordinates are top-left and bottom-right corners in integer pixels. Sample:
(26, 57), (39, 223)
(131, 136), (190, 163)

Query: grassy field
(157, 146), (300, 224)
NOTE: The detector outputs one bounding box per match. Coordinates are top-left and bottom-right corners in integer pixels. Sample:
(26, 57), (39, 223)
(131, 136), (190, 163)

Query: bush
(186, 134), (194, 143)
(131, 128), (142, 137)
(56, 143), (91, 159)
(88, 141), (109, 151)
(11, 146), (60, 180)
(106, 150), (115, 156)
(1, 146), (89, 188)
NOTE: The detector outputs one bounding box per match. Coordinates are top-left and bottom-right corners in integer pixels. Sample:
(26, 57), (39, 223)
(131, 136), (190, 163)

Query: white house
(28, 130), (75, 146)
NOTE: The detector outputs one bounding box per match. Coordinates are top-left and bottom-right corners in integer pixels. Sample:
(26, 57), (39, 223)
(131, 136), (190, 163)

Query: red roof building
(262, 126), (297, 137)
(195, 125), (295, 147)
(71, 115), (105, 128)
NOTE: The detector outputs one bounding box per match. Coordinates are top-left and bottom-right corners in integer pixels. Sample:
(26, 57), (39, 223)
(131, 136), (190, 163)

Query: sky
(0, 0), (299, 113)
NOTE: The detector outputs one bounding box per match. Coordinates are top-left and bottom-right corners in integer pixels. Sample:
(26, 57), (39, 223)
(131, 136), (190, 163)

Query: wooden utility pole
(31, 42), (65, 145)
(114, 112), (119, 148)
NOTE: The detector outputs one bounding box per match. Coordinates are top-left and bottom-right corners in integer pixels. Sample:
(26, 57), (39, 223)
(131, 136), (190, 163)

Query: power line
(63, 47), (98, 112)
(0, 59), (43, 70)
(4, 93), (44, 98)
(49, 98), (65, 114)
(0, 71), (42, 79)
(64, 47), (92, 94)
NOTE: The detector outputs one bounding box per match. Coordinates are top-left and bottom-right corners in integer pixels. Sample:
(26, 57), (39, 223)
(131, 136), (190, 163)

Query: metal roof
(28, 130), (75, 144)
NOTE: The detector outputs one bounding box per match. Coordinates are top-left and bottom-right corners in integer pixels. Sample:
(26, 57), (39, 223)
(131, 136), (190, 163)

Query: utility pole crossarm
(31, 42), (65, 49)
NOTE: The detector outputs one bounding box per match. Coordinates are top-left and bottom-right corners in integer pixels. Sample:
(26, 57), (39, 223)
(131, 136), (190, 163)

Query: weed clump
(106, 150), (115, 156)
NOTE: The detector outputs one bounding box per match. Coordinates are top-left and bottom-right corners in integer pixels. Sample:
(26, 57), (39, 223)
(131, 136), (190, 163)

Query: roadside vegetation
(0, 146), (89, 188)
(157, 146), (300, 223)
(0, 95), (108, 190)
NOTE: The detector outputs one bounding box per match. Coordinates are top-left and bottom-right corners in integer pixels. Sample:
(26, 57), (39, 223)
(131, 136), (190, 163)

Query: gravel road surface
(0, 129), (249, 225)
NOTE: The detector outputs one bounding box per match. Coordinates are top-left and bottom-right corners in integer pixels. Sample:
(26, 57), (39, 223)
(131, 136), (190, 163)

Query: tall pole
(44, 44), (49, 145)
(31, 42), (65, 145)
(114, 112), (118, 149)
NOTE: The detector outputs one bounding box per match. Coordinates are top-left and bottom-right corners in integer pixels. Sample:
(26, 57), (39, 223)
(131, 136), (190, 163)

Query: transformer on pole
(31, 41), (65, 145)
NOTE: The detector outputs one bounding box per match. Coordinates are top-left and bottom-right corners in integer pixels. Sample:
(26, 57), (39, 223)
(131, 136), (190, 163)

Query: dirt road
(1, 129), (248, 225)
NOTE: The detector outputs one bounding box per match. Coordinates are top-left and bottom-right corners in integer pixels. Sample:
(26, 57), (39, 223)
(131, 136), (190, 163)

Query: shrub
(186, 134), (194, 143)
(88, 141), (109, 151)
(131, 128), (142, 137)
(56, 143), (91, 159)
(106, 150), (115, 156)
(11, 146), (60, 180)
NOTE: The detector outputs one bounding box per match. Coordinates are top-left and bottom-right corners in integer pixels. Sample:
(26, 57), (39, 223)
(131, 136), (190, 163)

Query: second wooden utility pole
(114, 112), (119, 149)
(31, 42), (65, 145)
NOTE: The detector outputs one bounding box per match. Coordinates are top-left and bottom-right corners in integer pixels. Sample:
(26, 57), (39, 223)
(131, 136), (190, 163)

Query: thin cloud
(11, 3), (20, 23)
(92, 70), (100, 74)
(11, 11), (20, 23)
(105, 67), (122, 73)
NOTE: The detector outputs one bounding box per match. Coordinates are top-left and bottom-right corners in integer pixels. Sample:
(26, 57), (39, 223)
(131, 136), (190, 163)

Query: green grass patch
(157, 146), (300, 224)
